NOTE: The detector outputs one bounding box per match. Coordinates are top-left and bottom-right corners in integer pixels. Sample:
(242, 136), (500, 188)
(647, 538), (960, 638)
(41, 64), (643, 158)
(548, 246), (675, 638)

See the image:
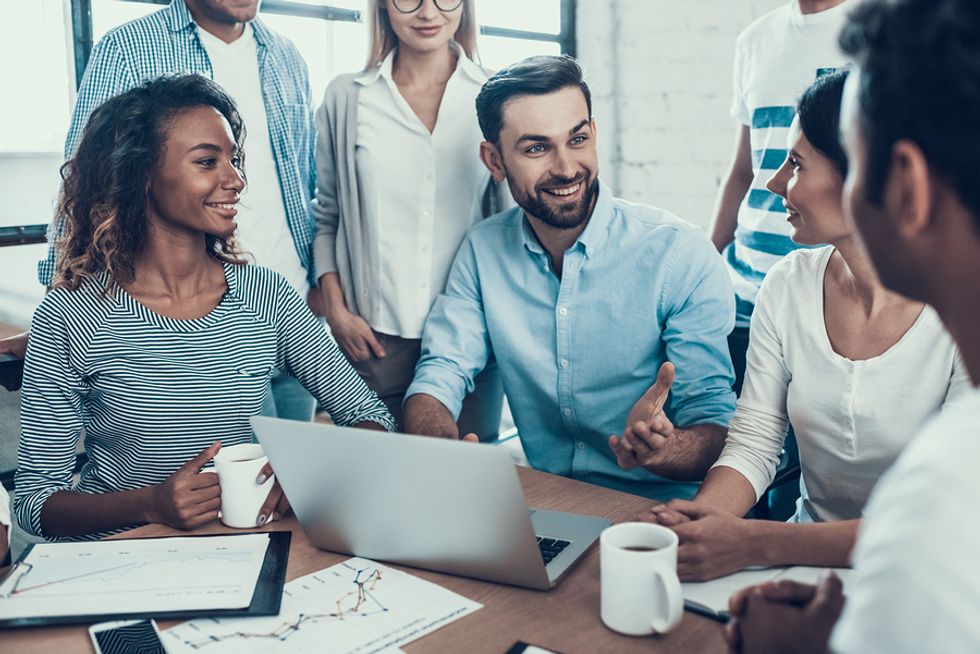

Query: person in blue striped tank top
(708, 0), (851, 394)
(12, 75), (394, 544)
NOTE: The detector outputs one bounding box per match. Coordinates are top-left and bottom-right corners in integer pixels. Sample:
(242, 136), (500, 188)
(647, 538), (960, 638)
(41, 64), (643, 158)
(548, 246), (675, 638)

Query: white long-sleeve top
(712, 247), (970, 522)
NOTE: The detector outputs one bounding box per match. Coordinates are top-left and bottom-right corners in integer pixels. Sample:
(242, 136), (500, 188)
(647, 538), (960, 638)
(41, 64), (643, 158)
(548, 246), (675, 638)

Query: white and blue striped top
(14, 263), (394, 541)
(724, 2), (849, 326)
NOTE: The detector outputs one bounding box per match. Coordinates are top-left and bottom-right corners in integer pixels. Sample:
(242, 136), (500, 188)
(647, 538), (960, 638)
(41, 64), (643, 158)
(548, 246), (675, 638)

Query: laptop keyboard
(537, 536), (572, 564)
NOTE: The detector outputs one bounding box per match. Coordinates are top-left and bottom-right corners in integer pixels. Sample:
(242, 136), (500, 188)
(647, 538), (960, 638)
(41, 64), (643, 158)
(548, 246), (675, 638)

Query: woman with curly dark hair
(12, 74), (393, 544)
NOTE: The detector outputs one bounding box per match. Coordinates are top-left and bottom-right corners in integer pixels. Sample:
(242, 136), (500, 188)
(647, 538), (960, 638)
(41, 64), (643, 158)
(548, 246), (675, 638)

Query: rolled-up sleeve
(711, 273), (790, 500)
(406, 238), (491, 419)
(659, 229), (736, 428)
(14, 298), (86, 538)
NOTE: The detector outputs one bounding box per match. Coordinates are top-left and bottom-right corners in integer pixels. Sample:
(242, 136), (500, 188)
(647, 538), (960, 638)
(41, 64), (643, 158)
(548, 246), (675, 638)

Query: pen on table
(683, 599), (729, 623)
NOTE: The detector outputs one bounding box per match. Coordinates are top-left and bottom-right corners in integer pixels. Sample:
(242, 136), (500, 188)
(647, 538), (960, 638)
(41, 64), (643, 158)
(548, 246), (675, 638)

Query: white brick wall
(577, 0), (785, 228)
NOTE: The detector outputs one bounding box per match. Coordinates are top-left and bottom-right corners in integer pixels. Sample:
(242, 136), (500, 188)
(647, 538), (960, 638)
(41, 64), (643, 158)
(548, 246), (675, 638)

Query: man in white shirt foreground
(724, 0), (980, 652)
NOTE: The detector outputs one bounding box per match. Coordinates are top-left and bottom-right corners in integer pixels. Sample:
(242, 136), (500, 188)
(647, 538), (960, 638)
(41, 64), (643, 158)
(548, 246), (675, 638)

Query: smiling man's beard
(506, 173), (599, 230)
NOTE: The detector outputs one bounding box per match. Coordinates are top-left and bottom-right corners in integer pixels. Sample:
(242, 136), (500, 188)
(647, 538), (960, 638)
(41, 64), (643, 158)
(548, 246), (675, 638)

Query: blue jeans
(260, 371), (316, 422)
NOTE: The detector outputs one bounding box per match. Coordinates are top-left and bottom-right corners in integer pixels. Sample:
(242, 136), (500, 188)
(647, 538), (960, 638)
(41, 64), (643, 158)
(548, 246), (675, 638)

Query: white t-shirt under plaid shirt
(723, 1), (850, 327)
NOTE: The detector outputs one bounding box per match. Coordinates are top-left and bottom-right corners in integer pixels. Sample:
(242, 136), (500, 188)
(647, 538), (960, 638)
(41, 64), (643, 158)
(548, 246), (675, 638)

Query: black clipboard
(0, 530), (291, 629)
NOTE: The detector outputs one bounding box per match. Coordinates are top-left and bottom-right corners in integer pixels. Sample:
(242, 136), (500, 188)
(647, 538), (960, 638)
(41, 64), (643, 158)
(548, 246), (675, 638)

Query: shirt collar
(169, 0), (270, 47)
(575, 181), (614, 257)
(521, 181), (614, 259)
(355, 41), (486, 87)
(789, 0), (851, 28)
(453, 42), (489, 84)
(166, 0), (196, 32)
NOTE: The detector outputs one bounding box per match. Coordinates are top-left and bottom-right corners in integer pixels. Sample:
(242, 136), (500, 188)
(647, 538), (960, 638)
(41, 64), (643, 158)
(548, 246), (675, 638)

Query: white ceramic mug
(600, 522), (684, 636)
(213, 443), (275, 529)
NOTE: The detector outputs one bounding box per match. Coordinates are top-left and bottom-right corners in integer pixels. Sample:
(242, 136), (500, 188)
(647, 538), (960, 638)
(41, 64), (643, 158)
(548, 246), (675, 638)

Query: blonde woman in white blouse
(311, 0), (505, 433)
(636, 71), (970, 581)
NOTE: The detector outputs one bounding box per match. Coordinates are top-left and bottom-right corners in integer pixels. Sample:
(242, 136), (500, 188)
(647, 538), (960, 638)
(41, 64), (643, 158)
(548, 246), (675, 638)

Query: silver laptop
(251, 416), (611, 590)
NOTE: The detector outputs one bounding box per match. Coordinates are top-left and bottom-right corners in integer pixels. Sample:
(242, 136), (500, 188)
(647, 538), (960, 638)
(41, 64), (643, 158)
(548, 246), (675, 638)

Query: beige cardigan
(309, 68), (509, 324)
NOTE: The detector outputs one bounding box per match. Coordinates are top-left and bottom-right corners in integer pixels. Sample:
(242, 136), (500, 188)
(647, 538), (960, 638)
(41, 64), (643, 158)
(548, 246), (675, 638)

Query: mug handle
(650, 566), (684, 634)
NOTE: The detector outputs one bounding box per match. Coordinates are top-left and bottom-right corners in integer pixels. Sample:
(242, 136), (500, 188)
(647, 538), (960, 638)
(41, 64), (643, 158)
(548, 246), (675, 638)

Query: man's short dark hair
(839, 0), (980, 225)
(476, 55), (592, 144)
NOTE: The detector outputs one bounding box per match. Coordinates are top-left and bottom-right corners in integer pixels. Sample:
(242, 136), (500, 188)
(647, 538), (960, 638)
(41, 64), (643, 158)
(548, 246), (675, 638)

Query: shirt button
(423, 210), (431, 216)
(560, 359), (569, 368)
(558, 307), (568, 316)
(577, 442), (585, 450)
(563, 408), (572, 417)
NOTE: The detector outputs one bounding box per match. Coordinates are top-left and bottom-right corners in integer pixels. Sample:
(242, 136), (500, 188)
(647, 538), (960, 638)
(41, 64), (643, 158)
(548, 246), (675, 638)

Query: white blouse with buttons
(354, 45), (491, 339)
(712, 246), (971, 522)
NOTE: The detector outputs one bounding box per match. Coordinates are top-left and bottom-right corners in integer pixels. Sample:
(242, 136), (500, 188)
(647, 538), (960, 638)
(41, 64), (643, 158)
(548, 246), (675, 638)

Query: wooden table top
(0, 467), (725, 653)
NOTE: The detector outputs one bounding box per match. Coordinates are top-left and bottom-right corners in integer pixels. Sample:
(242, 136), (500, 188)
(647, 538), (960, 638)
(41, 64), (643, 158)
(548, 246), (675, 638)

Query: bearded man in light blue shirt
(403, 55), (736, 501)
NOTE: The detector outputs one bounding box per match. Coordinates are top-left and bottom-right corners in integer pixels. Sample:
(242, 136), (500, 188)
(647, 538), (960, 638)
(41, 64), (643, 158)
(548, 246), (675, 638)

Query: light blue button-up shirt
(407, 183), (737, 500)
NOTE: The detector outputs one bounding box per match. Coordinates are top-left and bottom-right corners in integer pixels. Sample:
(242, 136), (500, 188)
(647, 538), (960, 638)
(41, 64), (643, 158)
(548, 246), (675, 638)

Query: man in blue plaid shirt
(33, 0), (320, 420)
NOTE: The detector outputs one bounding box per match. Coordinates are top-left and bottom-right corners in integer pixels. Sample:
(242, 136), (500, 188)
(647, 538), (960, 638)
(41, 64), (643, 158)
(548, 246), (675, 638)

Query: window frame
(0, 0), (575, 247)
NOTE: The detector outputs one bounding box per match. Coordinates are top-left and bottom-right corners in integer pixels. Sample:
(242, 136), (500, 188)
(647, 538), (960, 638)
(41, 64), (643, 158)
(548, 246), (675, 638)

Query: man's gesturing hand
(609, 362), (676, 472)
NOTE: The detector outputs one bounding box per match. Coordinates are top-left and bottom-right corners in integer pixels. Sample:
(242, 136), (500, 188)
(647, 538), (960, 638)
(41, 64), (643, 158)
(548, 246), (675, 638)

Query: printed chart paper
(163, 557), (482, 654)
(0, 534), (269, 620)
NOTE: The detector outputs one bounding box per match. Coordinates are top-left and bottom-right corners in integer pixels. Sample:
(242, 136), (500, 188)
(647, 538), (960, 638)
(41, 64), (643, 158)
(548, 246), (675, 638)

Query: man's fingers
(608, 435), (638, 470)
(723, 618), (741, 654)
(648, 361), (676, 410)
(728, 587), (752, 618)
(609, 434), (636, 455)
(461, 433), (479, 443)
(625, 421), (668, 454)
(758, 579), (819, 606)
(809, 573), (846, 618)
(180, 442), (221, 474)
(648, 414), (675, 437)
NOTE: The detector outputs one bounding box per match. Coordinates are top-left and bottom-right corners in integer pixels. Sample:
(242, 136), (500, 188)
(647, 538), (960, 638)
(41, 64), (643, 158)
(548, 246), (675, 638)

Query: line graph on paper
(0, 534), (270, 620)
(163, 557), (482, 654)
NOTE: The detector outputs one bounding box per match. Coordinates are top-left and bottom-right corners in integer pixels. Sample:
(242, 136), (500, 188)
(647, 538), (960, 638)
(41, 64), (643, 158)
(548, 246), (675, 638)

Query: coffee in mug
(600, 522), (684, 636)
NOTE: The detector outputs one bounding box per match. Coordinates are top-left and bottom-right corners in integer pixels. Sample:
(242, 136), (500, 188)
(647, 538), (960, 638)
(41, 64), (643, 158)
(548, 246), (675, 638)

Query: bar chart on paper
(163, 557), (482, 654)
